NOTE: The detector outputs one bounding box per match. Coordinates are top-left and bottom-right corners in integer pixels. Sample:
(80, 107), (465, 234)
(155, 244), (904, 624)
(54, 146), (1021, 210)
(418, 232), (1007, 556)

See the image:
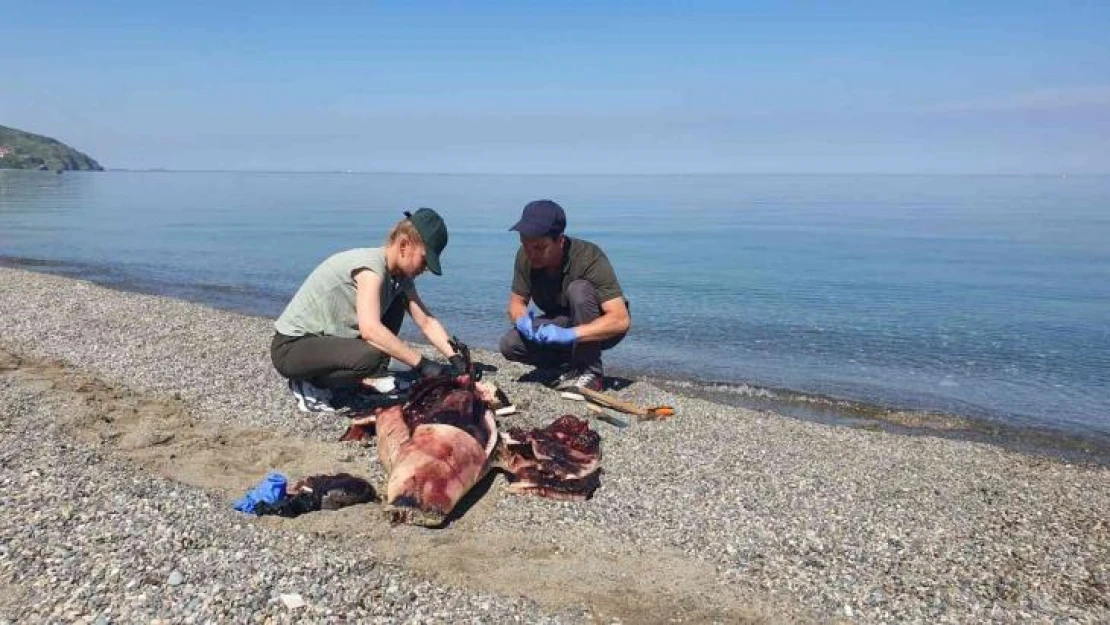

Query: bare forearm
(508, 299), (529, 322)
(418, 317), (456, 358)
(574, 312), (631, 343)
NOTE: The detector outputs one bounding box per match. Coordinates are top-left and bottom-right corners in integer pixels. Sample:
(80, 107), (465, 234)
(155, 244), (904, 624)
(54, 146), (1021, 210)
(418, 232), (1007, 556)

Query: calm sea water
(2, 170), (1108, 445)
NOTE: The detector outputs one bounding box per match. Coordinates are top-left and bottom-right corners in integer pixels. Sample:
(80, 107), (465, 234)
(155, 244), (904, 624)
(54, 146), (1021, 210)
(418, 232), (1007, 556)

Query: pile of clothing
(233, 471), (376, 517)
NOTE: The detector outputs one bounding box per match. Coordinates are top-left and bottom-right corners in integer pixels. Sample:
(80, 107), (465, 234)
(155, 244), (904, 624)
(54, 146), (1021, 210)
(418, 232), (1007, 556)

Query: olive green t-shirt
(274, 247), (415, 338)
(511, 237), (624, 316)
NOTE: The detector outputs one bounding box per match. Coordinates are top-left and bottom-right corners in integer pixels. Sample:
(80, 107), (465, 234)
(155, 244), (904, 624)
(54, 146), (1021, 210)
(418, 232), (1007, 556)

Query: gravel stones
(1, 267), (1108, 623)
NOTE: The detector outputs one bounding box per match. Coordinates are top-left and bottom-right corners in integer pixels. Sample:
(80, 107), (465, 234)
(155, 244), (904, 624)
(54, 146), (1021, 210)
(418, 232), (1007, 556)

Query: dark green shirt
(512, 237), (624, 316)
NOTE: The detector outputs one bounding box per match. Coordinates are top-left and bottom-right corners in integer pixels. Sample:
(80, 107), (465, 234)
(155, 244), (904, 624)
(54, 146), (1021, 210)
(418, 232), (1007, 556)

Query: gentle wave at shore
(3, 254), (1108, 465)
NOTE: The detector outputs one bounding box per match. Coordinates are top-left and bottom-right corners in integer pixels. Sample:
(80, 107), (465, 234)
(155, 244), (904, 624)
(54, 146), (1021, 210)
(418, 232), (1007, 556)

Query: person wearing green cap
(270, 208), (464, 413)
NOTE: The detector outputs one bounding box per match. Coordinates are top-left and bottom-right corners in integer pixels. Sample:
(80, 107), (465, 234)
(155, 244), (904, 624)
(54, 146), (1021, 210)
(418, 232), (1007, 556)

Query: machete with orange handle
(574, 387), (676, 420)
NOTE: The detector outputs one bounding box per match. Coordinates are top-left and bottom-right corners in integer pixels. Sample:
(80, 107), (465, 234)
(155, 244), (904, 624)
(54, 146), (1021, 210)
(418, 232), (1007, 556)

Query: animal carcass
(363, 343), (604, 526)
(375, 373), (499, 526)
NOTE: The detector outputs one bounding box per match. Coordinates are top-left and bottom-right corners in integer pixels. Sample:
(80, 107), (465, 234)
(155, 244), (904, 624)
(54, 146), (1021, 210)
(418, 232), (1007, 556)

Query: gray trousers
(270, 294), (406, 389)
(498, 279), (626, 376)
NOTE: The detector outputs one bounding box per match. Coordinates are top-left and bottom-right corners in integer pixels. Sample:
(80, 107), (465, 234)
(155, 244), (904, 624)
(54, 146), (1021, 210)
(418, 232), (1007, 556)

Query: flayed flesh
(497, 441), (600, 480)
(504, 470), (602, 501)
(496, 415), (603, 501)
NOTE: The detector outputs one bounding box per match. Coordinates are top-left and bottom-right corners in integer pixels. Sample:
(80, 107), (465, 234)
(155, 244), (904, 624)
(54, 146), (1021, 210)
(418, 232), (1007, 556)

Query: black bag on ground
(253, 473), (376, 517)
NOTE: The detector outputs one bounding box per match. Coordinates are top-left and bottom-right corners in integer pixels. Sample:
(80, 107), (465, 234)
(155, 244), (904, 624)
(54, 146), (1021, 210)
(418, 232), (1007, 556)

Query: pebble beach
(1, 266), (1107, 623)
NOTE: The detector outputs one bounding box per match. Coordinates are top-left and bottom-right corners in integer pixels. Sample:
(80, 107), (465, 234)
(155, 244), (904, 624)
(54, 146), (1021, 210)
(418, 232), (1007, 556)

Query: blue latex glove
(535, 324), (578, 345)
(233, 471), (288, 515)
(514, 311), (537, 342)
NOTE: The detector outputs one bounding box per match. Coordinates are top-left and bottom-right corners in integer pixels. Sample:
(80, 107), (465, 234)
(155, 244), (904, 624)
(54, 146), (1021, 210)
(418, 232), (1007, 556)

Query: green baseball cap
(405, 208), (448, 275)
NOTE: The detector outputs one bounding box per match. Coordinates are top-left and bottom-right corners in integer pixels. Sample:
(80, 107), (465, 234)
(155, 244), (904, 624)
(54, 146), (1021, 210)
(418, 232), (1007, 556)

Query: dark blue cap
(509, 200), (566, 237)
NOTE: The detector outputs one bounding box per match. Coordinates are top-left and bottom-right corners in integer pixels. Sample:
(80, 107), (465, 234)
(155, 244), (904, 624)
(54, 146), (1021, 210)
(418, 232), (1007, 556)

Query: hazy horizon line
(92, 168), (1109, 177)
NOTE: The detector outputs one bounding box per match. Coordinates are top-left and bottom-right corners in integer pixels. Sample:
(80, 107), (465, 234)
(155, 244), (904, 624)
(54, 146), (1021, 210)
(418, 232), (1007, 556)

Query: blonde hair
(385, 218), (423, 247)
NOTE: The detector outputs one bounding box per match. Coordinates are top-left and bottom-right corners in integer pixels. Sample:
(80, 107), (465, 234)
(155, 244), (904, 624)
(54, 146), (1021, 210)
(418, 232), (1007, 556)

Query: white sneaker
(288, 379), (336, 413)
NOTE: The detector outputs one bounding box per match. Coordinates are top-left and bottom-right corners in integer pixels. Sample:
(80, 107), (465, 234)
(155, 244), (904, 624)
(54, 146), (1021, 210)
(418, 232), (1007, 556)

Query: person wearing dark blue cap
(499, 199), (631, 392)
(271, 208), (466, 412)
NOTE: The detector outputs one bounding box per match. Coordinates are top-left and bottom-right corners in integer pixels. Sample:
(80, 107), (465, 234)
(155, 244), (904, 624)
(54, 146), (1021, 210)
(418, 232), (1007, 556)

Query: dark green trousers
(270, 294), (406, 389)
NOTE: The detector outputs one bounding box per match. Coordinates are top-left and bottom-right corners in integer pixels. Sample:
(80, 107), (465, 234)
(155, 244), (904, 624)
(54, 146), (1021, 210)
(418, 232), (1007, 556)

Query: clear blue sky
(3, 1), (1108, 173)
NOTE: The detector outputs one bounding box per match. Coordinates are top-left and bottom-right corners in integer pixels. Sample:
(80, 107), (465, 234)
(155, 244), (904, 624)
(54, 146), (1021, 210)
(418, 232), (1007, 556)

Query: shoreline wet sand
(1, 267), (1107, 623)
(652, 377), (1110, 468)
(5, 251), (1107, 457)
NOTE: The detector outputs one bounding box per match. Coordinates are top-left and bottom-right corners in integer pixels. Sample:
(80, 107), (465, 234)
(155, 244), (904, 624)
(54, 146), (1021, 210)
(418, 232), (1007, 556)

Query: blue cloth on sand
(233, 471), (288, 514)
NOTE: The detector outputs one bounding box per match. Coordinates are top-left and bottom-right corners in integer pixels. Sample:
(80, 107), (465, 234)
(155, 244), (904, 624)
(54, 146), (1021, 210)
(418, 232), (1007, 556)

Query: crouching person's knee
(349, 350), (389, 378)
(565, 279), (598, 305)
(499, 330), (526, 362)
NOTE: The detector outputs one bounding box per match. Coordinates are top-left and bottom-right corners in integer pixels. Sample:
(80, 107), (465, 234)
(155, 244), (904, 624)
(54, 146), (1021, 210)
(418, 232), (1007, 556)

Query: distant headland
(0, 124), (103, 171)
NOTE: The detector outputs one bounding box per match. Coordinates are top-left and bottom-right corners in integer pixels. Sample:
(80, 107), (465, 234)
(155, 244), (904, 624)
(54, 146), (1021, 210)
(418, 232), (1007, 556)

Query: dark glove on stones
(416, 356), (447, 378)
(449, 354), (467, 375)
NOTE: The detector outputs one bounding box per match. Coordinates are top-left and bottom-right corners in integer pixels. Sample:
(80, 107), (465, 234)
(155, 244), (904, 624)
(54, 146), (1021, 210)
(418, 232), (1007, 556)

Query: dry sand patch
(2, 347), (777, 624)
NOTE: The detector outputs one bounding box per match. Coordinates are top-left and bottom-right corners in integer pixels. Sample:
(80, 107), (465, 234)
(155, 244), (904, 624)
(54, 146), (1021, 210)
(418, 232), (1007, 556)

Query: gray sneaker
(288, 379), (336, 413)
(554, 369), (603, 393)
